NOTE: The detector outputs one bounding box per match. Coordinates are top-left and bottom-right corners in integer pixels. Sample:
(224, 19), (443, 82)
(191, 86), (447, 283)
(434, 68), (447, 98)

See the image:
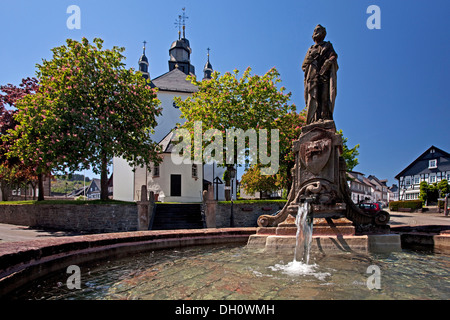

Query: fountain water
(269, 201), (331, 279)
(294, 202), (313, 264)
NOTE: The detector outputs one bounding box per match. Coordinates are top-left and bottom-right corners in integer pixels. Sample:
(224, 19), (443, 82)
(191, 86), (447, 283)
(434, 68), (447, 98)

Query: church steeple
(139, 41), (150, 80)
(169, 8), (195, 76)
(203, 48), (213, 80)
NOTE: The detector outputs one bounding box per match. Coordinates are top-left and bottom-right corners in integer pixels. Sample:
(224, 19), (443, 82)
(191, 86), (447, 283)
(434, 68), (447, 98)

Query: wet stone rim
(0, 228), (257, 296)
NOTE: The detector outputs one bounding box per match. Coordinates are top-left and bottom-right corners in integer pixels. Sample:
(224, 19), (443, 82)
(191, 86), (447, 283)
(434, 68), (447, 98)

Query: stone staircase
(150, 203), (204, 230)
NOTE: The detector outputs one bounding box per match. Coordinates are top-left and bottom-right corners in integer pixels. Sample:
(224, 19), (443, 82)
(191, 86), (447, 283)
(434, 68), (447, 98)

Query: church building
(113, 14), (231, 202)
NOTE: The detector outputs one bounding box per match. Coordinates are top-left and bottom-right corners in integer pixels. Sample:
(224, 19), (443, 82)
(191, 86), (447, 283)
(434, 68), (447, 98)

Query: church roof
(158, 130), (175, 153)
(139, 53), (148, 63)
(152, 68), (198, 93)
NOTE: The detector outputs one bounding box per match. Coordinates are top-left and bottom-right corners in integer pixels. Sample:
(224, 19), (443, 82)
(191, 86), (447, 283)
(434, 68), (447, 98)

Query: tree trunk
(0, 182), (10, 201)
(100, 152), (109, 201)
(31, 181), (37, 200)
(37, 173), (45, 201)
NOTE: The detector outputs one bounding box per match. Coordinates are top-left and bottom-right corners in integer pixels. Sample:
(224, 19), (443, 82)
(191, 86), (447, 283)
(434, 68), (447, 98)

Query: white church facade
(113, 24), (233, 203)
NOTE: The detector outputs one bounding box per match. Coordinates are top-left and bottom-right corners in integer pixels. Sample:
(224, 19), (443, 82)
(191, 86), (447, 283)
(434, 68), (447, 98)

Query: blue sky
(0, 0), (449, 186)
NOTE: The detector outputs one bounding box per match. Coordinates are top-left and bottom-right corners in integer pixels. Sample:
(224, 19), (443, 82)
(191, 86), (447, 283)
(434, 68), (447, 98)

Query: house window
(429, 159), (437, 168)
(429, 175), (436, 183)
(447, 173), (450, 181)
(192, 164), (198, 178)
(153, 164), (160, 177)
(414, 176), (420, 184)
(405, 177), (411, 186)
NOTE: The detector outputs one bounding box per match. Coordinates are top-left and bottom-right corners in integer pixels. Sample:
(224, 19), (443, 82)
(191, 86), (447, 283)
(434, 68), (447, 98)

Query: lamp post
(229, 166), (236, 227)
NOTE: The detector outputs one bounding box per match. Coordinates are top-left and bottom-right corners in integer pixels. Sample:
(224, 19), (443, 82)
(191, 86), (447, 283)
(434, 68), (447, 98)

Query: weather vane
(174, 8), (189, 39)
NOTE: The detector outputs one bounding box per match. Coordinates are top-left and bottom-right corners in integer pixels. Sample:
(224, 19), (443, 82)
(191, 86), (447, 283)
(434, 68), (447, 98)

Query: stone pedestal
(247, 217), (401, 254)
(256, 120), (389, 231)
(202, 184), (217, 228)
(248, 215), (371, 254)
(137, 185), (154, 231)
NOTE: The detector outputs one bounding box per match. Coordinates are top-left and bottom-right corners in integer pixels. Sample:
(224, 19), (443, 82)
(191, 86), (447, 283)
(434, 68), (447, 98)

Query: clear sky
(0, 0), (449, 186)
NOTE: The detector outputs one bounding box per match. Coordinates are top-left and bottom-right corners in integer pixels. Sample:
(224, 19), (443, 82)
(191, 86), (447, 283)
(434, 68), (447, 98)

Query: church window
(192, 164), (198, 178)
(153, 164), (160, 177)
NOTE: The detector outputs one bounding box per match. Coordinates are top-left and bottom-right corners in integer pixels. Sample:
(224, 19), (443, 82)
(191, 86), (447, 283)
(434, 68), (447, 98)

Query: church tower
(139, 41), (150, 80)
(169, 8), (195, 76)
(203, 48), (213, 80)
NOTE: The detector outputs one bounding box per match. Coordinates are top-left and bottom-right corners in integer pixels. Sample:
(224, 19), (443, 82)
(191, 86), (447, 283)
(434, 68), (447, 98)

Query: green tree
(240, 110), (306, 195)
(240, 164), (279, 197)
(8, 38), (162, 200)
(437, 179), (449, 197)
(419, 181), (428, 205)
(0, 78), (40, 200)
(337, 129), (360, 171)
(176, 67), (293, 137)
(175, 67), (295, 199)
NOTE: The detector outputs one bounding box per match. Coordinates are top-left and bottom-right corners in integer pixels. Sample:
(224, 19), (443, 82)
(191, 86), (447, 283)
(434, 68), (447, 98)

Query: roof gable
(395, 145), (450, 179)
(152, 68), (198, 93)
(158, 130), (176, 153)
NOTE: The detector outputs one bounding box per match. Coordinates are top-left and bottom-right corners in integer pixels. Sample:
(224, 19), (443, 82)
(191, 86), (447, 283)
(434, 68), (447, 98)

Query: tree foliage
(437, 179), (449, 197)
(0, 78), (40, 200)
(337, 129), (360, 171)
(240, 164), (279, 196)
(174, 67), (297, 199)
(174, 67), (295, 164)
(240, 109), (306, 195)
(176, 67), (293, 132)
(8, 38), (162, 200)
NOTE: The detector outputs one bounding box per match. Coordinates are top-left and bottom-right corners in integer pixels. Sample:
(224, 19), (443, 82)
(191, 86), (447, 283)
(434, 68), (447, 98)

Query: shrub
(389, 200), (422, 211)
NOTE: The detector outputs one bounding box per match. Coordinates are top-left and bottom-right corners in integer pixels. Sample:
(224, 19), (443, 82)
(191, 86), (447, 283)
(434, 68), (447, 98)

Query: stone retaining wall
(215, 202), (285, 228)
(0, 204), (138, 233)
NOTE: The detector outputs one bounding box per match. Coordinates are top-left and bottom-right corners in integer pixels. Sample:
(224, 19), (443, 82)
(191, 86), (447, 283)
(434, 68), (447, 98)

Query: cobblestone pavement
(386, 209), (450, 228)
(0, 223), (80, 243)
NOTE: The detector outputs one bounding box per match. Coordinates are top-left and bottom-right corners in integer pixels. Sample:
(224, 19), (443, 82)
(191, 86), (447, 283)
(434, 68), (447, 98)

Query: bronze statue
(255, 25), (390, 231)
(302, 25), (338, 124)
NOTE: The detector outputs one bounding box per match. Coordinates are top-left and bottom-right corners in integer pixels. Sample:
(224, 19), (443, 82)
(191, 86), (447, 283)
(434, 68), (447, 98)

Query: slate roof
(151, 68), (198, 93)
(395, 145), (450, 179)
(158, 129), (176, 153)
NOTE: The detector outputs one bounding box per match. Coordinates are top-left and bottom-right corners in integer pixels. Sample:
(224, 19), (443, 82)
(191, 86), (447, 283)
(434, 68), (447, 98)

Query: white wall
(113, 90), (190, 202)
(112, 157), (134, 201)
(136, 153), (203, 203)
(151, 91), (190, 143)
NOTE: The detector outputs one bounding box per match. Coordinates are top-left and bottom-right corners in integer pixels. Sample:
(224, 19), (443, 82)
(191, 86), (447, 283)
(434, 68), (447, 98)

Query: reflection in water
(6, 244), (450, 300)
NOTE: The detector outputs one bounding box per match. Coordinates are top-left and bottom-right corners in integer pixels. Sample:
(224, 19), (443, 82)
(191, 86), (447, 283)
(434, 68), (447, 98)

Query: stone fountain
(248, 25), (397, 254)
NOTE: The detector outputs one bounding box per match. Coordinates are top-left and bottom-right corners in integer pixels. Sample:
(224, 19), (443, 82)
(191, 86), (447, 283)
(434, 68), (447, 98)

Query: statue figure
(302, 24), (338, 124)
(255, 25), (390, 231)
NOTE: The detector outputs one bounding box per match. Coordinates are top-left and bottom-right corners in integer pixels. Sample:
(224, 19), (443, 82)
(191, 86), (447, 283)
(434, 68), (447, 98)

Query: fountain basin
(4, 243), (450, 300)
(0, 228), (255, 296)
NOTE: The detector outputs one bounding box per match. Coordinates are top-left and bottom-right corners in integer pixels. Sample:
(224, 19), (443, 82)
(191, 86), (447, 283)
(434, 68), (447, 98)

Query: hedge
(389, 200), (422, 211)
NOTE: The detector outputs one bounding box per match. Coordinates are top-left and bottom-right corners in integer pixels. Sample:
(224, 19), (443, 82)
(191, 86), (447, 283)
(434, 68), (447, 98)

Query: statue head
(312, 24), (327, 43)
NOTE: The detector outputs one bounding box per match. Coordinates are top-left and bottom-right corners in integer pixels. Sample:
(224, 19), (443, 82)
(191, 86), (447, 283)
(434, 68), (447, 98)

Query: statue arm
(319, 45), (338, 76)
(302, 46), (317, 72)
(302, 55), (311, 72)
